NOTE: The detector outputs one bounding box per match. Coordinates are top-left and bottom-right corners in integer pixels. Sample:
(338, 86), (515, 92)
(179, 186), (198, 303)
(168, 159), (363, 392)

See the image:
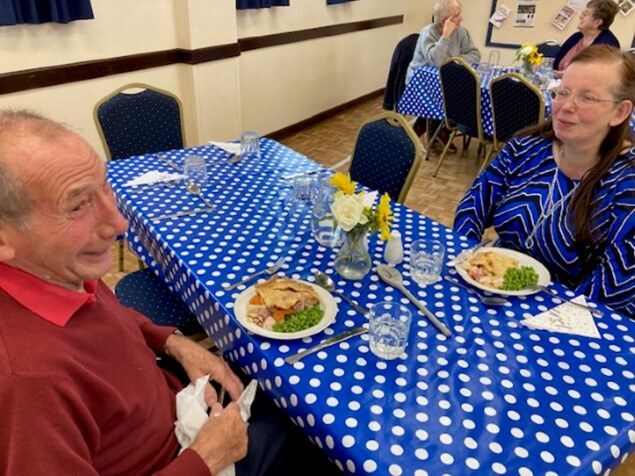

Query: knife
(156, 154), (183, 172)
(447, 238), (492, 267)
(285, 327), (368, 365)
(151, 207), (215, 222)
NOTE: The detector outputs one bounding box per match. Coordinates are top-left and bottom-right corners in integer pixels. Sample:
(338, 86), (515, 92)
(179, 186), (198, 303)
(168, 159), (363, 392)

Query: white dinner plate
(233, 280), (338, 340)
(455, 247), (551, 296)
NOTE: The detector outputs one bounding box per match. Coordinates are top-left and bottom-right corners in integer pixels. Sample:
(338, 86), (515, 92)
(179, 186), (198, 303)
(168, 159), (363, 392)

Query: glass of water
(410, 239), (445, 286)
(183, 155), (207, 186)
(369, 301), (412, 360)
(240, 130), (261, 161)
(311, 175), (343, 247)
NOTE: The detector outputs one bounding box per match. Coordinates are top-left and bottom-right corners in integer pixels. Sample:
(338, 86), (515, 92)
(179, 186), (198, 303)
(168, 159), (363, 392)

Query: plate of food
(456, 247), (550, 296)
(234, 276), (338, 340)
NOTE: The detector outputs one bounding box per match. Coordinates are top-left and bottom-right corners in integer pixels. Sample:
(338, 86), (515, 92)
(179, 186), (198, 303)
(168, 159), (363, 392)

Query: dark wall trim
(239, 15), (403, 51)
(269, 88), (384, 141)
(0, 15), (402, 95)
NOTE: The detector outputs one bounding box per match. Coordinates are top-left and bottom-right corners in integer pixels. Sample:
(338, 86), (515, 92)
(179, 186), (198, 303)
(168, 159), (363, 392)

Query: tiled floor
(102, 93), (635, 475)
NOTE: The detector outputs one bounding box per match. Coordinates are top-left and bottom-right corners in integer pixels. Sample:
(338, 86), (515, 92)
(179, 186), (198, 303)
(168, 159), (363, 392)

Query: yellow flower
(376, 193), (393, 241)
(529, 51), (543, 66)
(330, 172), (356, 195)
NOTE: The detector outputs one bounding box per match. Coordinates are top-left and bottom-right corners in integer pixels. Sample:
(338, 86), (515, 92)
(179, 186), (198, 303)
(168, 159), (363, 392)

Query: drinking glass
(488, 50), (500, 67)
(410, 239), (445, 286)
(276, 175), (314, 244)
(183, 155), (207, 186)
(369, 301), (413, 360)
(240, 130), (261, 161)
(311, 175), (343, 247)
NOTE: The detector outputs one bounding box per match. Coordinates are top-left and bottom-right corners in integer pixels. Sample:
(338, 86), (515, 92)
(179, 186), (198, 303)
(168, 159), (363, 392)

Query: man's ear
(0, 222), (17, 262)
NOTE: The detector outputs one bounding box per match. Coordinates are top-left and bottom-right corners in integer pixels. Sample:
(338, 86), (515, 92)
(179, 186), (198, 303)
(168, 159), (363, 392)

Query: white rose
(519, 45), (533, 57)
(330, 194), (366, 231)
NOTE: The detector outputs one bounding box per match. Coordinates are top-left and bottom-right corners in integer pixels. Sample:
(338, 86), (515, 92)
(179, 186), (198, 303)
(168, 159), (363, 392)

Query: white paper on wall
(489, 4), (512, 28)
(514, 0), (537, 27)
(552, 4), (576, 30)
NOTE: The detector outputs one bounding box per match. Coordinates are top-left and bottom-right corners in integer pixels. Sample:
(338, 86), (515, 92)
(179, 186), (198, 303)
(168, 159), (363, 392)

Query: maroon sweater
(0, 278), (210, 475)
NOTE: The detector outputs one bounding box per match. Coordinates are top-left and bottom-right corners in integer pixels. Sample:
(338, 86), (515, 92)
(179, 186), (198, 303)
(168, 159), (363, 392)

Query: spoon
(444, 276), (508, 306)
(225, 257), (286, 290)
(187, 181), (215, 209)
(314, 271), (369, 316)
(376, 265), (452, 337)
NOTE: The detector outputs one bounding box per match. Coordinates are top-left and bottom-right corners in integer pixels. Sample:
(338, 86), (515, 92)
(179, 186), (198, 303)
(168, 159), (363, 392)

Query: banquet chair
(348, 111), (423, 204)
(94, 83), (186, 270)
(115, 267), (205, 337)
(435, 57), (493, 177)
(537, 40), (561, 58)
(487, 73), (545, 173)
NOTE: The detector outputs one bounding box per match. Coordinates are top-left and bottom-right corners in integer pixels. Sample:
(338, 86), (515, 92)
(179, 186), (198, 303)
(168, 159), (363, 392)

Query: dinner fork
(224, 257), (286, 290)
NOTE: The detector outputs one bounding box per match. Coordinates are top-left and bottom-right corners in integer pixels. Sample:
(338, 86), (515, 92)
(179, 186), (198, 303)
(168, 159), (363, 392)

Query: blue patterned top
(455, 135), (635, 317)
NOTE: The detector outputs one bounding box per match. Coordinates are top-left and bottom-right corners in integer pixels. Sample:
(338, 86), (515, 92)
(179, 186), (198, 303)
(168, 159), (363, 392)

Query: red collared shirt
(0, 262), (98, 327)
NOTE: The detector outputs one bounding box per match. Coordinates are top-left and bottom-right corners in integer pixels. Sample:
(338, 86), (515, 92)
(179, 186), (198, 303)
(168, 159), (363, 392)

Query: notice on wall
(514, 0), (537, 27)
(489, 4), (512, 27)
(552, 4), (576, 30)
(566, 0), (588, 10)
(618, 0), (633, 16)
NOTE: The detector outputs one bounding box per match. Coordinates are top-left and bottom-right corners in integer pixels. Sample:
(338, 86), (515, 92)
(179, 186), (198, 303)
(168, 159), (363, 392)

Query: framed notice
(514, 0), (537, 28)
(552, 4), (576, 30)
(617, 0), (633, 16)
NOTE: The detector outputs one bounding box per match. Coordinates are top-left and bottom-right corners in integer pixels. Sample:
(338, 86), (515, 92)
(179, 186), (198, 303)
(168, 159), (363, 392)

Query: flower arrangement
(514, 43), (543, 77)
(329, 172), (393, 241)
(328, 172), (393, 280)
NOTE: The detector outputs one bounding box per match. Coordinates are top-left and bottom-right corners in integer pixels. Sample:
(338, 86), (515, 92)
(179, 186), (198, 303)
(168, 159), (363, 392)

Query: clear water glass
(369, 301), (412, 360)
(183, 155), (207, 186)
(410, 239), (445, 286)
(311, 175), (343, 247)
(240, 130), (261, 161)
(488, 50), (500, 67)
(276, 176), (314, 244)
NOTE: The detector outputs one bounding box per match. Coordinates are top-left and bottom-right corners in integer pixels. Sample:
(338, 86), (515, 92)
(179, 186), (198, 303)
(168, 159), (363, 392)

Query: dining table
(398, 64), (635, 137)
(107, 140), (635, 475)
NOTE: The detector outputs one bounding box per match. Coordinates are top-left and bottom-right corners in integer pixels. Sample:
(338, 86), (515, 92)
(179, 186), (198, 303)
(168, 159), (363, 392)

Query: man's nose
(98, 192), (129, 238)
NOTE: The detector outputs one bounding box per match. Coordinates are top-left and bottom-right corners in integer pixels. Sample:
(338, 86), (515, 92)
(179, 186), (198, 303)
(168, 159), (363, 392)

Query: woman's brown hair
(521, 45), (634, 245)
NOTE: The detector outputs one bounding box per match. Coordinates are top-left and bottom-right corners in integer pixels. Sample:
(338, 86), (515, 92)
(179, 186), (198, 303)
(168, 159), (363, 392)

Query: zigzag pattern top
(455, 135), (634, 317)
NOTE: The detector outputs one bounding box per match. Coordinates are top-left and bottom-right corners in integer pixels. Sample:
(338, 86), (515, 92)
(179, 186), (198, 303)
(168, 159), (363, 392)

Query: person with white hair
(405, 0), (481, 155)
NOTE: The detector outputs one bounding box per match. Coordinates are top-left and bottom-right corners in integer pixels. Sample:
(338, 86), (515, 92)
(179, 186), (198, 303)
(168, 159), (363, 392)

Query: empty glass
(369, 301), (413, 360)
(183, 155), (207, 186)
(410, 239), (445, 286)
(276, 175), (314, 244)
(311, 175), (343, 248)
(240, 130), (261, 161)
(488, 50), (500, 67)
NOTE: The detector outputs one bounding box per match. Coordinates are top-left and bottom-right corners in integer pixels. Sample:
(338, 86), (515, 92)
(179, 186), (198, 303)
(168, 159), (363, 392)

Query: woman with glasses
(553, 0), (620, 79)
(454, 46), (634, 317)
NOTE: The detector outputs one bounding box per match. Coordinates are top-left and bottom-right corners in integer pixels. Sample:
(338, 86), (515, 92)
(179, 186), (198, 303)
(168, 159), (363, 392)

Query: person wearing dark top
(0, 110), (341, 475)
(553, 0), (620, 78)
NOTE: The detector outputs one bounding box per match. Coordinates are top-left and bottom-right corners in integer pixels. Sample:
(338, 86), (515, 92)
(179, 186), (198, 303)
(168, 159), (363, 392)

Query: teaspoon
(186, 181), (215, 209)
(314, 271), (369, 316)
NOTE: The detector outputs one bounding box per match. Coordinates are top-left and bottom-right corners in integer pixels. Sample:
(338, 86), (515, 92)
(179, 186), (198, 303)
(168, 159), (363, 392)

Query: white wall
(0, 0), (402, 160)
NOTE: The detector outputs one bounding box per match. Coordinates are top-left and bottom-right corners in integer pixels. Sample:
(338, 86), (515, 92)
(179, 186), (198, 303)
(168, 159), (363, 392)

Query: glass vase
(334, 226), (371, 280)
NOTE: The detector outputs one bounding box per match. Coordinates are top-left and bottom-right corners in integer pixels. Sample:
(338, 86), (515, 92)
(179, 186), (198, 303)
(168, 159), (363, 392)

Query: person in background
(405, 0), (481, 155)
(553, 0), (620, 79)
(455, 46), (634, 317)
(0, 110), (341, 475)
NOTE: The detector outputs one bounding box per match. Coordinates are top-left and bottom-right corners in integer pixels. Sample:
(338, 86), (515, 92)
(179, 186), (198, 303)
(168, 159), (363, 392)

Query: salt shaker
(383, 231), (403, 265)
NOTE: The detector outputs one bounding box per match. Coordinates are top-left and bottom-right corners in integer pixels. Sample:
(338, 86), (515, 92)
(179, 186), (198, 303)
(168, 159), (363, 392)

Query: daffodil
(330, 172), (356, 195)
(376, 193), (393, 241)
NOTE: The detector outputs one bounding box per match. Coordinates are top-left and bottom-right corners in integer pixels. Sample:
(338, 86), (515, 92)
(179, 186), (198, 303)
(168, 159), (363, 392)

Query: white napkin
(208, 141), (242, 155)
(174, 377), (259, 476)
(124, 171), (183, 187)
(520, 295), (600, 338)
(546, 78), (560, 92)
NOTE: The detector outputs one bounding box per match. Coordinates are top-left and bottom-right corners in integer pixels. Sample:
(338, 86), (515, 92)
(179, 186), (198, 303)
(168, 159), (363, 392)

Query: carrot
(273, 309), (290, 323)
(249, 294), (263, 305)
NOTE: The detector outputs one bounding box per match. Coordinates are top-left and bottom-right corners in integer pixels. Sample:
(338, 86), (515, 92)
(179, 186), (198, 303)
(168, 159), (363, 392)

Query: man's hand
(164, 334), (244, 404)
(189, 402), (248, 474)
(442, 15), (459, 39)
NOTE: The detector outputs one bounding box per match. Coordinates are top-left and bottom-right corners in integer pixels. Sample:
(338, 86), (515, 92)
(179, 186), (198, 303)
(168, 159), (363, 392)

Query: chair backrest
(348, 112), (423, 204)
(383, 33), (419, 110)
(489, 73), (545, 148)
(439, 57), (485, 141)
(94, 83), (185, 161)
(537, 40), (561, 58)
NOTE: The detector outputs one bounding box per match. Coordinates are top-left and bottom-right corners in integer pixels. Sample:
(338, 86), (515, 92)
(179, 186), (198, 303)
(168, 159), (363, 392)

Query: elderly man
(406, 0), (481, 154)
(0, 110), (339, 475)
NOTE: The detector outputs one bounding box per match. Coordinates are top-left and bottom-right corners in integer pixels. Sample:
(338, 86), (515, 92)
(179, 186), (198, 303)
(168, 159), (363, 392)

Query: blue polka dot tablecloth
(108, 140), (635, 476)
(398, 65), (635, 138)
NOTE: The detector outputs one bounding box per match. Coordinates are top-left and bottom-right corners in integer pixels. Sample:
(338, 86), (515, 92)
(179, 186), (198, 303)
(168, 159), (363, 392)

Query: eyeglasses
(549, 87), (621, 108)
